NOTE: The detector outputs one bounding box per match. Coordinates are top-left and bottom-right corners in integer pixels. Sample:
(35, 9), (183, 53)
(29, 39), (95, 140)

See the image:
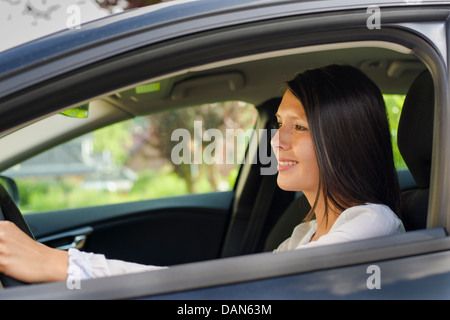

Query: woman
(0, 64), (404, 283)
(272, 64), (404, 252)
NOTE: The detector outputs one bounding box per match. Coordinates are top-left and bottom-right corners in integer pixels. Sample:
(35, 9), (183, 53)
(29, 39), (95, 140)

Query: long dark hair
(286, 64), (402, 221)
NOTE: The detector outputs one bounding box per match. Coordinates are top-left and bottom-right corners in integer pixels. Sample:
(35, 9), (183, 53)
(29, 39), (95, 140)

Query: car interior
(0, 39), (434, 288)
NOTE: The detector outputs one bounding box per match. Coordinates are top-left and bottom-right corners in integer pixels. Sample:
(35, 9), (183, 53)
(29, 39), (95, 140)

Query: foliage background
(15, 102), (257, 213)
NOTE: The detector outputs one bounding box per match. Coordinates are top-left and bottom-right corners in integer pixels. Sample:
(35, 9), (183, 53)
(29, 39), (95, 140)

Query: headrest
(397, 70), (434, 188)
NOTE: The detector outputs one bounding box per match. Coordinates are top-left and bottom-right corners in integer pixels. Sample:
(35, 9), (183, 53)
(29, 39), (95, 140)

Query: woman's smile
(277, 158), (299, 171)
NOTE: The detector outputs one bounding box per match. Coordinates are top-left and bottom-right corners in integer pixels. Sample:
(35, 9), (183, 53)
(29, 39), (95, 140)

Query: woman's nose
(271, 127), (289, 150)
(270, 128), (280, 150)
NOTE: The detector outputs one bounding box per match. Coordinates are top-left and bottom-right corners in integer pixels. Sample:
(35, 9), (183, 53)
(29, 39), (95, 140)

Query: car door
(24, 189), (235, 267)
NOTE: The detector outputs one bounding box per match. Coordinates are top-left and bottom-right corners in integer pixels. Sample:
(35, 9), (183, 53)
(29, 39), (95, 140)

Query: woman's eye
(295, 124), (308, 131)
(272, 120), (282, 129)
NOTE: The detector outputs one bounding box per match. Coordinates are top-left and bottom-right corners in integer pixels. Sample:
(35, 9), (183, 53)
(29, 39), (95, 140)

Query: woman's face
(271, 90), (319, 194)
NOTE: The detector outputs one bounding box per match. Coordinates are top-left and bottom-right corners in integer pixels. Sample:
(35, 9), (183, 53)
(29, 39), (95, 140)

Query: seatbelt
(240, 173), (277, 255)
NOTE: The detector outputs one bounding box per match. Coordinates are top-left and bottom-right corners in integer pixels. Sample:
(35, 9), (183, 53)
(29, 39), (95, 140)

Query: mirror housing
(61, 103), (89, 118)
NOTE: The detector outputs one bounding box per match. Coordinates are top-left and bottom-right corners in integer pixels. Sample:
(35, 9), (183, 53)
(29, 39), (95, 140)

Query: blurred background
(0, 0), (170, 52)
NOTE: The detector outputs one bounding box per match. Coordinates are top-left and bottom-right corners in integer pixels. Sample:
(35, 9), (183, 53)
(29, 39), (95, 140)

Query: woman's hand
(0, 221), (68, 283)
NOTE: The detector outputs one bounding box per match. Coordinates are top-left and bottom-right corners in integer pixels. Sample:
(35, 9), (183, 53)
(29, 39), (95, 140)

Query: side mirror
(0, 175), (20, 205)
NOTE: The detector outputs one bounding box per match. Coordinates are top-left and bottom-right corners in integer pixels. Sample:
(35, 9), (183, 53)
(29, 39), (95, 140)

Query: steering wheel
(0, 183), (34, 287)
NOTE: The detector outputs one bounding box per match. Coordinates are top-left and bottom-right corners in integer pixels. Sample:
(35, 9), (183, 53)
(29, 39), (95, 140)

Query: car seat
(397, 69), (434, 231)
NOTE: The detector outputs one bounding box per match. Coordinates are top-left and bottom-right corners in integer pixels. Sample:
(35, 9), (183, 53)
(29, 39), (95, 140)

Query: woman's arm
(68, 248), (167, 280)
(0, 221), (68, 283)
(0, 220), (167, 283)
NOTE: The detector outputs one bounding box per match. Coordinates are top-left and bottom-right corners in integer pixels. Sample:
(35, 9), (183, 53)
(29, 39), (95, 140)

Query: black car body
(0, 0), (450, 300)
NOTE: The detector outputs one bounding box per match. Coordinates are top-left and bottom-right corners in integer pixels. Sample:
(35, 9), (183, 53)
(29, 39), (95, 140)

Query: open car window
(5, 100), (257, 213)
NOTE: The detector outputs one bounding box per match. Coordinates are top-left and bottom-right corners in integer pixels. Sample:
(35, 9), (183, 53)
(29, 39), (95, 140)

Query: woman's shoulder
(275, 203), (405, 252)
(332, 203), (405, 237)
(339, 203), (400, 221)
(274, 220), (317, 252)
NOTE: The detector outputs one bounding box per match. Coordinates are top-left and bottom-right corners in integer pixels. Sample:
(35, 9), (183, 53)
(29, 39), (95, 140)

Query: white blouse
(274, 203), (405, 252)
(67, 248), (166, 280)
(67, 203), (405, 280)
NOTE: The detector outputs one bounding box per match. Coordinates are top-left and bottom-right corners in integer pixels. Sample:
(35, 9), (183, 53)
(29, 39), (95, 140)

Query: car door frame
(1, 2), (450, 298)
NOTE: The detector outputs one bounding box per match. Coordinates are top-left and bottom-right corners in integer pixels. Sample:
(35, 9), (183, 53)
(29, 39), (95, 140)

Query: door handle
(37, 226), (93, 250)
(57, 234), (87, 250)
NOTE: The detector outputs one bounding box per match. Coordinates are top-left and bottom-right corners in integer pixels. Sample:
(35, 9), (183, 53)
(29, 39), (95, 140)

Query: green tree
(127, 102), (257, 193)
(93, 121), (134, 166)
